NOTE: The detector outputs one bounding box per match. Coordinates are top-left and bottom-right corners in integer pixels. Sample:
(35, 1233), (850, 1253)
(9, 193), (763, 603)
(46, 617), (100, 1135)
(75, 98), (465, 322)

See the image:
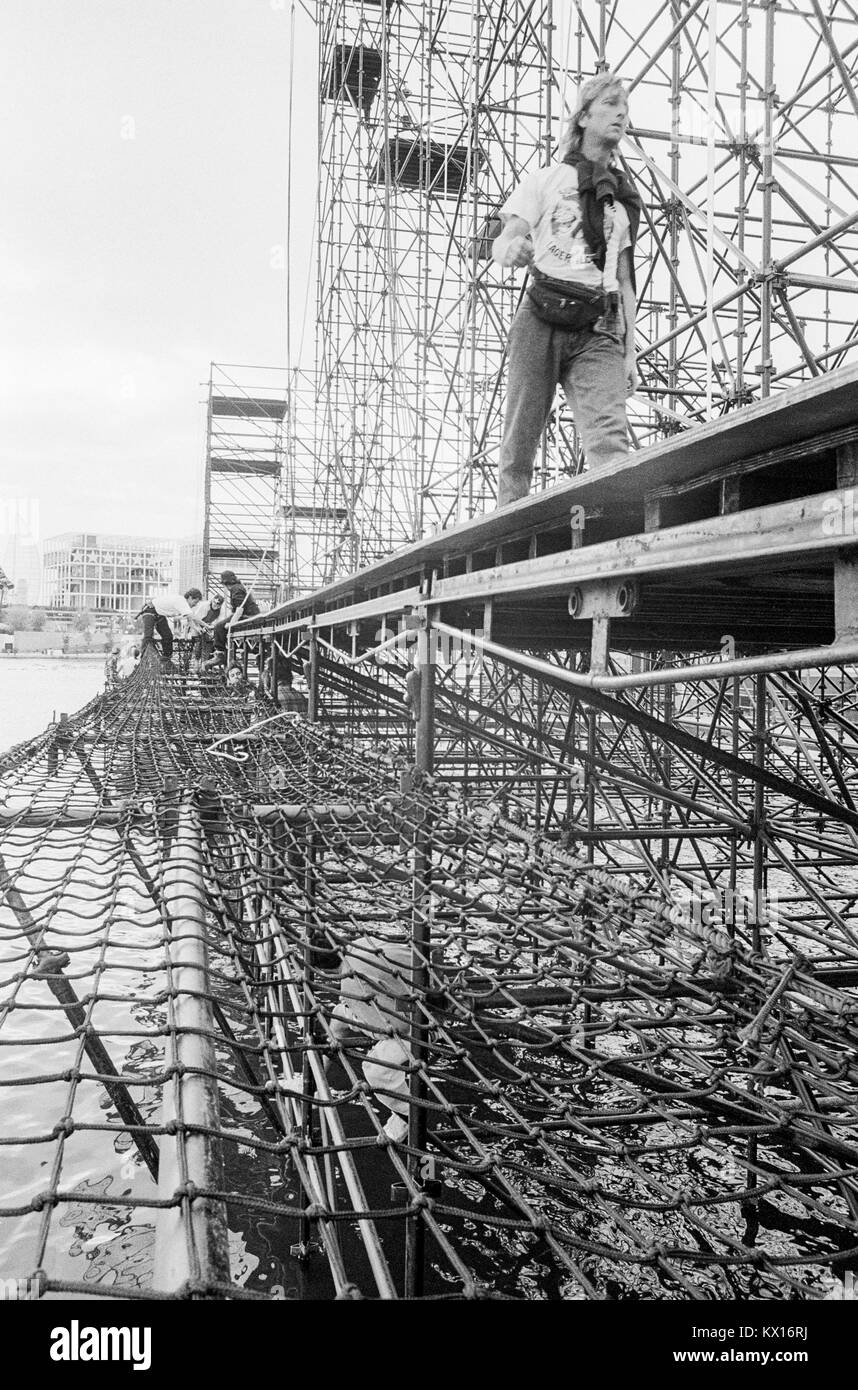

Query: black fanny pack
(526, 268), (605, 329)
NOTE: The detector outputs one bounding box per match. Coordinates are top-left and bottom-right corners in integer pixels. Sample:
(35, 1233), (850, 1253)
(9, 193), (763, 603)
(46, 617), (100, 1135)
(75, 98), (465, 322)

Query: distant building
(0, 498), (42, 606)
(173, 537), (206, 596)
(42, 533), (174, 616)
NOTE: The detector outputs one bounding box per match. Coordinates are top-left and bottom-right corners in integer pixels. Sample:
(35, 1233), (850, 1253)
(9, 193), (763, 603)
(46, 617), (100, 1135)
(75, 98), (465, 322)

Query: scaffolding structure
(315, 0), (559, 558)
(281, 368), (354, 599)
(4, 354), (858, 1306)
(204, 3), (858, 598)
(203, 364), (287, 605)
(1, 631), (856, 1300)
(219, 362), (858, 1299)
(308, 0), (858, 575)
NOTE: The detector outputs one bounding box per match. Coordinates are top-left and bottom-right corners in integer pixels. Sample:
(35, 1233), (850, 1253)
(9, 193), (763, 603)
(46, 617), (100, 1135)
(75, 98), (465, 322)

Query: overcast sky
(0, 0), (317, 545)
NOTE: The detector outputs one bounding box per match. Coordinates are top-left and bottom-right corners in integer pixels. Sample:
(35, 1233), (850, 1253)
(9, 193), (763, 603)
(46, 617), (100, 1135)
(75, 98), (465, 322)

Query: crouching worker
(198, 595), (224, 669)
(493, 71), (642, 507)
(204, 571), (260, 669)
(136, 590), (202, 670)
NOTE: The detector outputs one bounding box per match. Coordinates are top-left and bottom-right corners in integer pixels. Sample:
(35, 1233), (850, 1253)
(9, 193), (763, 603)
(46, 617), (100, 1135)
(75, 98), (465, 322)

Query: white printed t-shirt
(501, 163), (631, 288)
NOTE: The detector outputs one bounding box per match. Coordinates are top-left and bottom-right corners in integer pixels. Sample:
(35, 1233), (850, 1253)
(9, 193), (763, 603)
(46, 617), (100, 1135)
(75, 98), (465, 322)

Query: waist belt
(526, 268), (605, 329)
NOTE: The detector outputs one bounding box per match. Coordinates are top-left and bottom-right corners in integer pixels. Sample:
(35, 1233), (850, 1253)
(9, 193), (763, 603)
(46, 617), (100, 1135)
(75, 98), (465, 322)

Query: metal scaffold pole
(404, 611), (435, 1299)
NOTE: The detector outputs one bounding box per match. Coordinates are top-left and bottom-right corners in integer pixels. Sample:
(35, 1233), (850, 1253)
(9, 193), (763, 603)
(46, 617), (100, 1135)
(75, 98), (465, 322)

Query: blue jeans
(497, 298), (629, 507)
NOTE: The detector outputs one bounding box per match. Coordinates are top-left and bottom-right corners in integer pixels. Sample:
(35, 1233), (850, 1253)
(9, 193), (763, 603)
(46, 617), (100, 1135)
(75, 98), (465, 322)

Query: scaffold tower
(308, 0), (858, 576)
(315, 0), (559, 559)
(203, 364), (287, 604)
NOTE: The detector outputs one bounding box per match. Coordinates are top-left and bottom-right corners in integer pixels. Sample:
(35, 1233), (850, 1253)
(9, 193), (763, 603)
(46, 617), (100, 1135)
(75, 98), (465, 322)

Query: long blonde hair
(561, 71), (629, 160)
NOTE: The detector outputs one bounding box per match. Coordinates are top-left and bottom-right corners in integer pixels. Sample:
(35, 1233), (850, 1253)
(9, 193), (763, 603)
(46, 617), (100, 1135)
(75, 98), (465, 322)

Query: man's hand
(497, 234), (534, 269)
(492, 216), (534, 270)
(625, 353), (639, 396)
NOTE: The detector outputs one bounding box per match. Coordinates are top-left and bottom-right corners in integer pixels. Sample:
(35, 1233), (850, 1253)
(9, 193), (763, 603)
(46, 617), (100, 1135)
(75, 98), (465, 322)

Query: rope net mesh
(1, 645), (857, 1300)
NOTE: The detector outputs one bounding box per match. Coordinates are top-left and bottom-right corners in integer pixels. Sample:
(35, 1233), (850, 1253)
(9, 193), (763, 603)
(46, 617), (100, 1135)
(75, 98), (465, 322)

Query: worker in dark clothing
(207, 571), (261, 668)
(137, 591), (201, 667)
(219, 571), (260, 621)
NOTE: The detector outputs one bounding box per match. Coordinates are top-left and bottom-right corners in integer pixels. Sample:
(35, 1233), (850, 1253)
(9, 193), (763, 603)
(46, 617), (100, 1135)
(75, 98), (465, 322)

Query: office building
(42, 533), (174, 616)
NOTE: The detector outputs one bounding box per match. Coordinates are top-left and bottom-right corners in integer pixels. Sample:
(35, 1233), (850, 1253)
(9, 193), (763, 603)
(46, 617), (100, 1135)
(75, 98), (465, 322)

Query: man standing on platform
(492, 72), (642, 508)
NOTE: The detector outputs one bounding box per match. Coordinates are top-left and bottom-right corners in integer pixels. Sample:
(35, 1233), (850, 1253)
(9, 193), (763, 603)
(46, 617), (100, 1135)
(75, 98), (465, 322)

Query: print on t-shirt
(502, 164), (629, 289)
(547, 187), (593, 271)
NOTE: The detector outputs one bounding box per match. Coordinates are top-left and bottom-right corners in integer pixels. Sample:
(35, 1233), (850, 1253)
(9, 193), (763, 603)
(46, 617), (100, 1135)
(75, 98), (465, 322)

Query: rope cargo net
(1, 643), (857, 1300)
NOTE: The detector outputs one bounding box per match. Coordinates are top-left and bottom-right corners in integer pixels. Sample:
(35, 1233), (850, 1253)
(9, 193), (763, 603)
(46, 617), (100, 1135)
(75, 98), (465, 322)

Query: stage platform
(239, 364), (858, 654)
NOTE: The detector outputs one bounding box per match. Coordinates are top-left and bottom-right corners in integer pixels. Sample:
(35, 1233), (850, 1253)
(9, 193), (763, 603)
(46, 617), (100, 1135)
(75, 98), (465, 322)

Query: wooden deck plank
(236, 365), (858, 631)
